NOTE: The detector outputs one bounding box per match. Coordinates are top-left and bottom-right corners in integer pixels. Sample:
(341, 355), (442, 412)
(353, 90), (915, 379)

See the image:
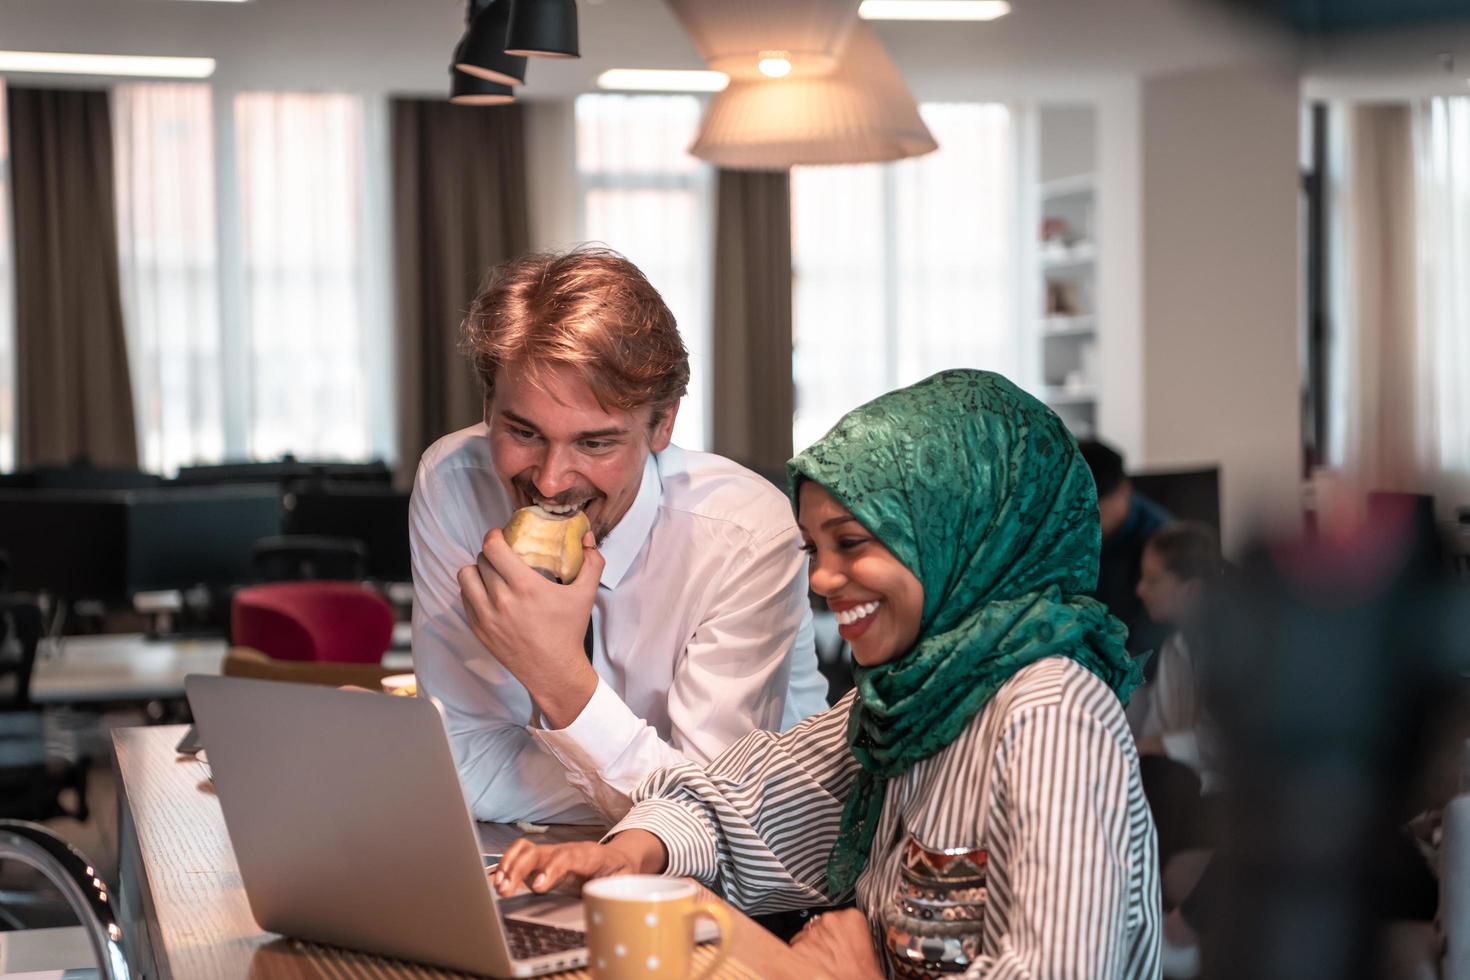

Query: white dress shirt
(410, 424), (829, 825)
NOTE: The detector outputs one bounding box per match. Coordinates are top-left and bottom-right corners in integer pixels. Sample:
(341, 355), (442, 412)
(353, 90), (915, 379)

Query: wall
(524, 100), (579, 251)
(1095, 79), (1146, 467)
(1039, 105), (1097, 183)
(1139, 64), (1303, 550)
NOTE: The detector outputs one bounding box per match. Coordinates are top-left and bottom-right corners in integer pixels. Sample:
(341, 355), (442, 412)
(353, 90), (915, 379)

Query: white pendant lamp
(664, 0), (860, 80)
(688, 22), (937, 170)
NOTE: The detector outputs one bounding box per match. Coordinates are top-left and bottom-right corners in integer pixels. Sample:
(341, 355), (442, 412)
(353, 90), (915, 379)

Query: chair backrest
(222, 646), (399, 688)
(251, 535), (368, 583)
(231, 581), (393, 664)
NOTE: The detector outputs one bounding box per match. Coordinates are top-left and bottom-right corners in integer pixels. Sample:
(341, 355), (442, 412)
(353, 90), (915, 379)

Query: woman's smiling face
(798, 481), (924, 668)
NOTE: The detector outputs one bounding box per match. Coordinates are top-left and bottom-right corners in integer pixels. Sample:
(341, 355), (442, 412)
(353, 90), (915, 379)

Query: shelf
(1040, 315), (1096, 338)
(1040, 173), (1096, 201)
(1040, 242), (1097, 271)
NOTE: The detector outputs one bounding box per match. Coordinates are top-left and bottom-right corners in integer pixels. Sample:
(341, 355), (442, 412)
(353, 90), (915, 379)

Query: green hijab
(788, 369), (1141, 896)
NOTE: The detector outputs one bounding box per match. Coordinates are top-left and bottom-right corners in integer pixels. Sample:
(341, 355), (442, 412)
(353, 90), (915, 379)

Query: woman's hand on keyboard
(492, 830), (669, 897)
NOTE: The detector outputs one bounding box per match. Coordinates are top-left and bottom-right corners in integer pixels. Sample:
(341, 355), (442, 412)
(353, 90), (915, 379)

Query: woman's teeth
(835, 601), (881, 626)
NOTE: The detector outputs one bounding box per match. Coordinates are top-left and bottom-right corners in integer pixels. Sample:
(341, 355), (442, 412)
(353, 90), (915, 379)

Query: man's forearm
(521, 654), (600, 730)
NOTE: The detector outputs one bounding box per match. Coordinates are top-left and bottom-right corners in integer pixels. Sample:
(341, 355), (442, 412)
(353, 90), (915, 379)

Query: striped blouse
(610, 656), (1162, 979)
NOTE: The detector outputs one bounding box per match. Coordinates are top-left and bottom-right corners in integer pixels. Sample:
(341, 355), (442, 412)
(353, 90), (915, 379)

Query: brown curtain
(1337, 104), (1419, 492)
(711, 169), (794, 474)
(8, 86), (138, 468)
(392, 99), (530, 481)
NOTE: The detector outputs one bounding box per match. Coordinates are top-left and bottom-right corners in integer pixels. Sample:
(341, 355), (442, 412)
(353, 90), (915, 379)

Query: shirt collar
(596, 452), (661, 591)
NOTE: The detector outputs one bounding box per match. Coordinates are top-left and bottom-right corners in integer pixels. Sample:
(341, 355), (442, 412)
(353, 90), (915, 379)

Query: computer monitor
(174, 460), (392, 488)
(282, 483), (411, 582)
(0, 486), (284, 602)
(1129, 466), (1221, 532)
(124, 487), (285, 593)
(0, 490), (134, 601)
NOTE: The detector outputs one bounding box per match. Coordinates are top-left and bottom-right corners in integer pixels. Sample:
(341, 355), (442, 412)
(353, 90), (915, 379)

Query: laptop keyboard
(503, 917), (586, 960)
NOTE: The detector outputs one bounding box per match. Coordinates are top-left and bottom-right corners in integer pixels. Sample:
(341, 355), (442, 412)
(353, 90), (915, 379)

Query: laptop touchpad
(502, 893), (586, 931)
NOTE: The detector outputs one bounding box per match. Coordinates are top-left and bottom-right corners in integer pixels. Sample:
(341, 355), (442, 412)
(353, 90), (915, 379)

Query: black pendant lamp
(505, 0), (580, 59)
(449, 65), (515, 105)
(455, 0), (527, 87)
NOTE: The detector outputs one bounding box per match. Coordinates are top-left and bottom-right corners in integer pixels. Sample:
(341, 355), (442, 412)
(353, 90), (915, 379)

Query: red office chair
(230, 582), (394, 665)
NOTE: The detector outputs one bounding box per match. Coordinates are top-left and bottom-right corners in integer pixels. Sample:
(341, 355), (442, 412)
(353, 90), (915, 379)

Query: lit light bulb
(757, 50), (792, 78)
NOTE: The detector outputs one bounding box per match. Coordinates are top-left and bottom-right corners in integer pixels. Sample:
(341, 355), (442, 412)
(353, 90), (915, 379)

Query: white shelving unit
(1029, 105), (1099, 440)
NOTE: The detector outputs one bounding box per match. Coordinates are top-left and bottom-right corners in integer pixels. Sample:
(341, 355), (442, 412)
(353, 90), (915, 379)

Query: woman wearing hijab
(494, 370), (1161, 978)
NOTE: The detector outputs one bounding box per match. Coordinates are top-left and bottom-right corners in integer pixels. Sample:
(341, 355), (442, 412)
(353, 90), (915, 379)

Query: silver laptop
(185, 674), (593, 977)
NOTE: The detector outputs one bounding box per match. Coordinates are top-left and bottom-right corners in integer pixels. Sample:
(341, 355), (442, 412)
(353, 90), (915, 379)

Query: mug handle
(686, 901), (734, 980)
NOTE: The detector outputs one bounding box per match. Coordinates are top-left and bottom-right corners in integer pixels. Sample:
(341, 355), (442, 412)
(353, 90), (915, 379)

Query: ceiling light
(505, 0), (580, 59)
(449, 67), (515, 105)
(859, 1), (1011, 21)
(596, 69), (729, 93)
(666, 0), (858, 80)
(454, 0), (527, 86)
(757, 52), (792, 78)
(0, 51), (216, 78)
(689, 23), (937, 169)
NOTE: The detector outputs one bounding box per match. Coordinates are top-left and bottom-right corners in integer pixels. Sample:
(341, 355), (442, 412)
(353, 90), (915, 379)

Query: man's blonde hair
(461, 247), (690, 419)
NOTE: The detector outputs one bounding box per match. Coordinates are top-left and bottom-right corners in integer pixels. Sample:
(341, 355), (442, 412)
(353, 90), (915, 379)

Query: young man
(1079, 439), (1172, 656)
(410, 248), (828, 824)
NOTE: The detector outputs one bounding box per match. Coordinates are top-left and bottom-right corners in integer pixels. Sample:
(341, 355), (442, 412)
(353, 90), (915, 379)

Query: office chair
(231, 581), (394, 665)
(250, 535), (368, 582)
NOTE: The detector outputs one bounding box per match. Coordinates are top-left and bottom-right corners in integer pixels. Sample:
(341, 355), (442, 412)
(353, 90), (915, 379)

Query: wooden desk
(113, 725), (786, 979)
(32, 635), (227, 704)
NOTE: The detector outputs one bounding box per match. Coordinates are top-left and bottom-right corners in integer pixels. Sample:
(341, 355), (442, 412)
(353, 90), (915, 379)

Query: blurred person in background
(1130, 522), (1226, 978)
(1133, 520), (1225, 790)
(1080, 439), (1172, 658)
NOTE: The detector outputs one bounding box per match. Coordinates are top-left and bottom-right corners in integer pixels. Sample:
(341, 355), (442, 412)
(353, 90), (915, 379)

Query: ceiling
(0, 0), (1467, 100)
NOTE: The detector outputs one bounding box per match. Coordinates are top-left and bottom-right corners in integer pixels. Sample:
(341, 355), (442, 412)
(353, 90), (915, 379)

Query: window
(113, 83), (225, 475)
(234, 92), (381, 462)
(1323, 97), (1470, 509)
(0, 81), (13, 471)
(1412, 97), (1470, 497)
(111, 86), (391, 473)
(792, 103), (1017, 450)
(575, 94), (713, 451)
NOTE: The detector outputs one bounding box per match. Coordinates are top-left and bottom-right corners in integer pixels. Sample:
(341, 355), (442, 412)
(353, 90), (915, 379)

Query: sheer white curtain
(0, 81), (14, 471)
(234, 92), (380, 462)
(575, 94), (713, 451)
(1413, 97), (1470, 507)
(113, 83), (224, 475)
(1326, 98), (1470, 512)
(792, 103), (1016, 451)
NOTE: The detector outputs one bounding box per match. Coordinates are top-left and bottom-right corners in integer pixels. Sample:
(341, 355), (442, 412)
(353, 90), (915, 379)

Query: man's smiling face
(486, 363), (677, 541)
